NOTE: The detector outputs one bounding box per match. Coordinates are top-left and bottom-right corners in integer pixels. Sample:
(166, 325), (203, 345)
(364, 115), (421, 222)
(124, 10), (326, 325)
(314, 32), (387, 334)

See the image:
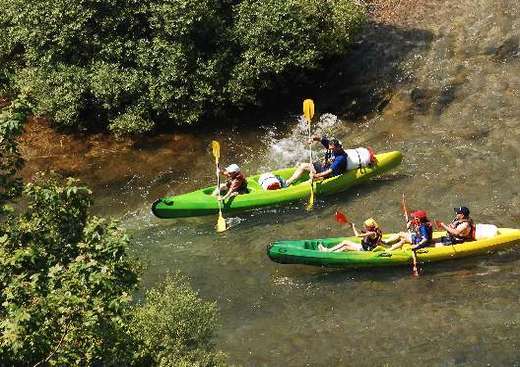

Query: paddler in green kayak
(318, 218), (385, 252)
(212, 164), (248, 201)
(285, 136), (348, 186)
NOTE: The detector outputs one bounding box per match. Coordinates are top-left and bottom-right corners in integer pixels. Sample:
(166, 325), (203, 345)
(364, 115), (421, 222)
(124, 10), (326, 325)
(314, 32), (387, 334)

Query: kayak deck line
(152, 150), (403, 219)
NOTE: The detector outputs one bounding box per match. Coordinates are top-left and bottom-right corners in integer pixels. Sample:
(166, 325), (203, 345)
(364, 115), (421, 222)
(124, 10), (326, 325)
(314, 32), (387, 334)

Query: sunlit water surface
(23, 1), (520, 365)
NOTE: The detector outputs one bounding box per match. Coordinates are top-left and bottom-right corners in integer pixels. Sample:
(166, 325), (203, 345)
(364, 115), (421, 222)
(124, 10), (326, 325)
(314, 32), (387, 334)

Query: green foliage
(130, 273), (226, 367)
(228, 0), (364, 105)
(0, 0), (365, 135)
(0, 173), (140, 366)
(0, 128), (227, 365)
(0, 97), (30, 216)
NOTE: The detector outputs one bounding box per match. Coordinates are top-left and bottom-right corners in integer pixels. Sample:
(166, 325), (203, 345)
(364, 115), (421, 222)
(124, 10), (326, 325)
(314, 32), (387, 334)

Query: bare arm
(312, 168), (332, 179)
(441, 222), (469, 237)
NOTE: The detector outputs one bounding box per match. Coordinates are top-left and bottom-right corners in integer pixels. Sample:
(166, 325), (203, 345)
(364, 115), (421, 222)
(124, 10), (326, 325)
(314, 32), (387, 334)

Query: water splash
(265, 113), (343, 169)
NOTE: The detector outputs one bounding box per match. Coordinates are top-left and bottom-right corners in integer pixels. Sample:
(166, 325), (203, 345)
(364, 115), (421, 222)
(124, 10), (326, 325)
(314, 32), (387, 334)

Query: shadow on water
(297, 244), (520, 284)
(311, 21), (435, 119)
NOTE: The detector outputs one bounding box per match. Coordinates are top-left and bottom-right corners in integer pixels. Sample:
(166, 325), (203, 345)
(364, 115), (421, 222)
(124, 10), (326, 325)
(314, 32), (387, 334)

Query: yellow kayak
(268, 228), (520, 268)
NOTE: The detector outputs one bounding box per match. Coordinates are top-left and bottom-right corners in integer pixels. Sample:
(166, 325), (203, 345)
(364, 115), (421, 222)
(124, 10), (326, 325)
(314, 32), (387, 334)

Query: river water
(21, 0), (520, 365)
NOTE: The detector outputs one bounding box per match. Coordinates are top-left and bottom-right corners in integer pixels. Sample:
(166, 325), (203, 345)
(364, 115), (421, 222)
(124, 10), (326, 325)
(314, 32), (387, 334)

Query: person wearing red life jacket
(389, 210), (433, 251)
(437, 206), (475, 245)
(213, 164), (248, 201)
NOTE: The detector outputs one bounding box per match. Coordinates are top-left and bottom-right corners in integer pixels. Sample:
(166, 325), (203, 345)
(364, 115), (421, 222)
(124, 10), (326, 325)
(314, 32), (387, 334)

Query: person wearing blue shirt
(285, 135), (348, 186)
(389, 210), (433, 251)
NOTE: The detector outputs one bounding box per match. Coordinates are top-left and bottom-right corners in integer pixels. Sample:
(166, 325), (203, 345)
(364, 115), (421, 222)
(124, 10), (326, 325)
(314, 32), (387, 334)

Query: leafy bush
(0, 0), (365, 135)
(130, 273), (227, 367)
(0, 109), (227, 365)
(0, 173), (140, 365)
(0, 97), (30, 215)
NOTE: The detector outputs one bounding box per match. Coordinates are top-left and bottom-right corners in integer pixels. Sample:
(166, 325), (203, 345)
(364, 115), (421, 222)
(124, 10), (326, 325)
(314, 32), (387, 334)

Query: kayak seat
(304, 241), (319, 250)
(245, 180), (261, 192)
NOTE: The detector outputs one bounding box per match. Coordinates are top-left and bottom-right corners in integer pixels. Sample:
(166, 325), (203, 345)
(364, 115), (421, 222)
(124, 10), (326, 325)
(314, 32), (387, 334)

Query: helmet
(364, 218), (379, 228)
(454, 206), (470, 217)
(225, 164), (240, 173)
(411, 210), (427, 219)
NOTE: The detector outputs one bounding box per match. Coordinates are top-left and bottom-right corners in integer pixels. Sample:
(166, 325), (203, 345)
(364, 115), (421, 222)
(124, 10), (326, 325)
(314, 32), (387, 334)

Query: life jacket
(449, 218), (475, 242)
(227, 172), (248, 193)
(414, 221), (433, 244)
(361, 227), (383, 251)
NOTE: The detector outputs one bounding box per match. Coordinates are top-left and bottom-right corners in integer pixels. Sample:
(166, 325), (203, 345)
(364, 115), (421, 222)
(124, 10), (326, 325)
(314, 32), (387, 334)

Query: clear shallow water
(23, 0), (520, 365)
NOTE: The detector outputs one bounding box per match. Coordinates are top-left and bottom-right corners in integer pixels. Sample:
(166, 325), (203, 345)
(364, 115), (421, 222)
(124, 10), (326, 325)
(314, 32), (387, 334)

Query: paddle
(303, 99), (315, 211)
(334, 210), (350, 225)
(211, 140), (227, 233)
(401, 193), (418, 276)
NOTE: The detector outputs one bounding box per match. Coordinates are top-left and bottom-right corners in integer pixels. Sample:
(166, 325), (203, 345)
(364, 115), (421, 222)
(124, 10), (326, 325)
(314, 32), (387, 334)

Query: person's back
(413, 219), (433, 249)
(360, 220), (383, 251)
(213, 164), (248, 201)
(227, 169), (248, 194)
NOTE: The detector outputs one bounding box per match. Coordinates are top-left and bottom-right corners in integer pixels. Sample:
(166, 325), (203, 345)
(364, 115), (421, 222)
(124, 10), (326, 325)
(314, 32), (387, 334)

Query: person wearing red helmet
(389, 210), (433, 251)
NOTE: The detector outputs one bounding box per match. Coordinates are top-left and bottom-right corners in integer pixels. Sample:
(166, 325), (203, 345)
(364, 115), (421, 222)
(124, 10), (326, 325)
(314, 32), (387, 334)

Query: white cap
(225, 164), (240, 173)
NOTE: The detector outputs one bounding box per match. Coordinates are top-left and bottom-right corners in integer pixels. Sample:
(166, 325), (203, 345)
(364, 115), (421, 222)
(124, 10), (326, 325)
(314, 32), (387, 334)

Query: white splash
(266, 113), (342, 169)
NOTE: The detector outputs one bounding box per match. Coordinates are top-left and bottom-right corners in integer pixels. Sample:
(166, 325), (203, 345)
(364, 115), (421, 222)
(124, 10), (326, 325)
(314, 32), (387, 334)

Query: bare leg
(285, 162), (315, 186)
(382, 234), (400, 245)
(319, 240), (362, 252)
(389, 232), (412, 251)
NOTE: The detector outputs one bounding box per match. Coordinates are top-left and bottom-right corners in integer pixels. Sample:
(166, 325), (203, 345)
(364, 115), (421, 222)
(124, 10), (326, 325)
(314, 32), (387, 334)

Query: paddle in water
(303, 99), (315, 211)
(211, 140), (227, 233)
(401, 193), (419, 276)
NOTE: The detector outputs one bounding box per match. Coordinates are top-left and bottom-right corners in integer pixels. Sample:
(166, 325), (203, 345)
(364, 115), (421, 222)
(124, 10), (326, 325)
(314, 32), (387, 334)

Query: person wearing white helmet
(212, 163), (248, 201)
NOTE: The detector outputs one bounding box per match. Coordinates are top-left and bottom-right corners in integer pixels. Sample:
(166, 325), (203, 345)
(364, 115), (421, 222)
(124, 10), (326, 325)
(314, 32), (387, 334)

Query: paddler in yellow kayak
(212, 164), (248, 201)
(318, 218), (385, 252)
(285, 136), (348, 186)
(436, 206), (475, 245)
(388, 210), (434, 251)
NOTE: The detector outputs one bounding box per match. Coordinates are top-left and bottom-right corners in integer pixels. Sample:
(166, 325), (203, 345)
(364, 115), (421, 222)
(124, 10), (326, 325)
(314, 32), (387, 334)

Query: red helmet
(411, 210), (427, 219)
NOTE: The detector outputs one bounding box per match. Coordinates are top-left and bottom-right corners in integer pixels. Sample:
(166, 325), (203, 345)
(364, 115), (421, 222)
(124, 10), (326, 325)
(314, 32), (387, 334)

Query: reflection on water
(21, 0), (520, 365)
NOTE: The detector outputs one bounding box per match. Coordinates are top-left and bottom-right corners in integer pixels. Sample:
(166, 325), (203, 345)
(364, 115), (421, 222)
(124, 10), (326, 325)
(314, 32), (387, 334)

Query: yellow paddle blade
(303, 99), (315, 123)
(216, 213), (227, 233)
(211, 140), (220, 160)
(306, 182), (315, 211)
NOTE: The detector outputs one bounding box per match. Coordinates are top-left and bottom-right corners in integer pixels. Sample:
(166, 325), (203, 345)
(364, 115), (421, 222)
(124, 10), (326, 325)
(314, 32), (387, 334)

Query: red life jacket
(450, 218), (475, 241)
(227, 172), (248, 193)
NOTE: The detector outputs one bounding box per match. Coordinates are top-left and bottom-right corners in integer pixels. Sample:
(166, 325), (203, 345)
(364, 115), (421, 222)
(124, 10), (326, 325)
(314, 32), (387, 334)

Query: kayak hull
(152, 151), (402, 219)
(267, 229), (520, 269)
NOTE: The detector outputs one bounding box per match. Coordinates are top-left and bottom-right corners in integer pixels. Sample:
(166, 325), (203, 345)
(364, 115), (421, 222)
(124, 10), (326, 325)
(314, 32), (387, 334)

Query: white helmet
(225, 164), (240, 173)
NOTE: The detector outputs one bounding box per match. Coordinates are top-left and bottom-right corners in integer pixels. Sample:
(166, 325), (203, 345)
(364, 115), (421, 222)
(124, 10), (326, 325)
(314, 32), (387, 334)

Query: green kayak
(267, 228), (520, 269)
(152, 151), (402, 219)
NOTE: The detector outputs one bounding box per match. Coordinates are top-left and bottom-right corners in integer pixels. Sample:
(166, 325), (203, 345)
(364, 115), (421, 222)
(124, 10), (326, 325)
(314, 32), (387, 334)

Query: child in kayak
(389, 210), (433, 251)
(436, 206), (475, 245)
(285, 136), (347, 186)
(318, 218), (384, 252)
(213, 164), (248, 201)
